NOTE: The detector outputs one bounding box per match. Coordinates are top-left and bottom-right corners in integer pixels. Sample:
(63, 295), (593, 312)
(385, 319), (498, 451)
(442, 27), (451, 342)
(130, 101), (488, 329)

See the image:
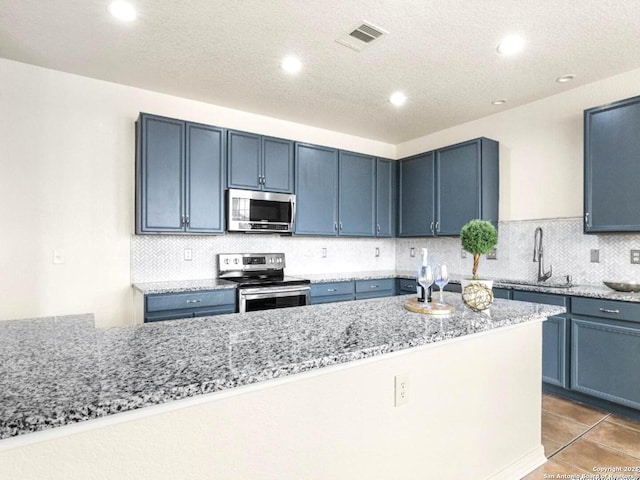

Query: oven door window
(249, 199), (291, 223)
(240, 287), (309, 313)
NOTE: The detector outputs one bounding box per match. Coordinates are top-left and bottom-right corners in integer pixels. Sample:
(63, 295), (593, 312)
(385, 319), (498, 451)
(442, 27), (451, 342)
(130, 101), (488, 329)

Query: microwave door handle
(290, 199), (296, 228)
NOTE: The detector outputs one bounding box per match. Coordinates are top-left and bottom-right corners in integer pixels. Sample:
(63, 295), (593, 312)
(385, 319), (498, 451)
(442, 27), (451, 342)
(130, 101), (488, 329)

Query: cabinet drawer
(493, 287), (511, 300)
(571, 297), (640, 324)
(146, 289), (236, 312)
(444, 283), (462, 293)
(397, 278), (417, 294)
(512, 291), (568, 308)
(310, 281), (355, 298)
(355, 278), (395, 294)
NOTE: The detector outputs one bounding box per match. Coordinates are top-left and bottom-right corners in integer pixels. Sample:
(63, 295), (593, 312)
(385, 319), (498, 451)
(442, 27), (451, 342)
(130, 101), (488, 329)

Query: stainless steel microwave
(227, 189), (295, 233)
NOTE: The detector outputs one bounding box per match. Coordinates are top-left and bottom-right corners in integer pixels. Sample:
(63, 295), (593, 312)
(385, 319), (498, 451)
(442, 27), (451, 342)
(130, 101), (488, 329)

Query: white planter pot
(460, 278), (494, 311)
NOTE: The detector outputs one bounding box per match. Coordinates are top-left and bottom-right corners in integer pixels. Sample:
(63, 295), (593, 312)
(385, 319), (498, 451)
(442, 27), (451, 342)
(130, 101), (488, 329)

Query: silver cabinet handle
(186, 299), (202, 304)
(334, 222), (338, 231)
(599, 308), (620, 314)
(377, 224), (381, 232)
(370, 285), (379, 288)
(435, 221), (439, 232)
(181, 215), (185, 226)
(327, 288), (337, 292)
(430, 222), (434, 233)
(584, 212), (590, 227)
(185, 215), (190, 226)
(339, 221), (343, 231)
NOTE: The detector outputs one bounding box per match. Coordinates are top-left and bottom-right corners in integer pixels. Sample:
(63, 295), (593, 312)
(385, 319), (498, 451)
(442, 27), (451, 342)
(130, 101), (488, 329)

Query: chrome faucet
(533, 227), (552, 282)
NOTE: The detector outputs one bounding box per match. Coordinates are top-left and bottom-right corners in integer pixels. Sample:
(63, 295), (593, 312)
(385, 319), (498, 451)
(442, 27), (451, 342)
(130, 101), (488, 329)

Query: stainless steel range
(218, 253), (310, 313)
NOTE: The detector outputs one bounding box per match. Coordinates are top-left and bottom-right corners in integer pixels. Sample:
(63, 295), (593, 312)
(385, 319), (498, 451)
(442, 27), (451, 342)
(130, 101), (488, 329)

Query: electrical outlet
(410, 248), (416, 257)
(590, 249), (599, 263)
(375, 247), (380, 257)
(322, 247), (327, 258)
(486, 248), (497, 260)
(631, 250), (640, 264)
(461, 248), (467, 259)
(184, 249), (193, 261)
(394, 373), (409, 407)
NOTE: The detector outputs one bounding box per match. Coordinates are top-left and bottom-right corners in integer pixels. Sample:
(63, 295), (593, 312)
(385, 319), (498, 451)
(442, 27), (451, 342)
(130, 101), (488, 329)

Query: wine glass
(418, 264), (434, 307)
(434, 264), (449, 305)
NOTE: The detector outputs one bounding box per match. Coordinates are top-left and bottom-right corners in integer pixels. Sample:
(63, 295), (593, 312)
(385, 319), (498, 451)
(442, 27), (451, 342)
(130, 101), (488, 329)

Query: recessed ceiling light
(389, 92), (407, 107)
(281, 56), (302, 74)
(108, 1), (137, 22)
(496, 35), (524, 55)
(556, 74), (576, 83)
(491, 99), (507, 105)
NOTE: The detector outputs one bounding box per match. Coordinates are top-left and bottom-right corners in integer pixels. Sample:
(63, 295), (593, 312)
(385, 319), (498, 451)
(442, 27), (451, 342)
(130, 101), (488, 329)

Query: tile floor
(522, 394), (640, 479)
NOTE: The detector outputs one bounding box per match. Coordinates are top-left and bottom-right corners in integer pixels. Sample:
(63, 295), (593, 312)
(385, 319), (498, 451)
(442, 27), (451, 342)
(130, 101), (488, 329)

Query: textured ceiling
(2, 0), (640, 143)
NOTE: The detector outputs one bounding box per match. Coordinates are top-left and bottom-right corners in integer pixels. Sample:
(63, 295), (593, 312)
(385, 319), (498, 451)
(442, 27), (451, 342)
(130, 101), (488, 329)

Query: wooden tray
(404, 297), (455, 315)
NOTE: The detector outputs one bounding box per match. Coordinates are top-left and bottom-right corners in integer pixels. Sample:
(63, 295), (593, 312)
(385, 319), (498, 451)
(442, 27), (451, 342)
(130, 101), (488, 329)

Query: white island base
(0, 320), (546, 479)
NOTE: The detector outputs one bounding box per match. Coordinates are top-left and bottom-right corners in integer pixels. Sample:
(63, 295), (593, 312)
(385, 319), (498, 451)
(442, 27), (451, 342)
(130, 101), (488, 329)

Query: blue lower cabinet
(310, 281), (355, 304)
(542, 315), (570, 388)
(444, 283), (462, 293)
(355, 279), (395, 300)
(144, 289), (236, 322)
(396, 278), (417, 295)
(493, 287), (511, 299)
(571, 317), (640, 410)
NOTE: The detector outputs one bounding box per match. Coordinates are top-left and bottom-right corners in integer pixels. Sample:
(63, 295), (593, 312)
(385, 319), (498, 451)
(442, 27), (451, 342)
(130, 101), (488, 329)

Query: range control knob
(224, 258), (229, 264)
(233, 258), (239, 264)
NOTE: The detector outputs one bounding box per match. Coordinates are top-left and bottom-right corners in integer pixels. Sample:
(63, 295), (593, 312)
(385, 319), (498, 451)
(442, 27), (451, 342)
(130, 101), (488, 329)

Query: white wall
(0, 59), (394, 327)
(397, 68), (640, 221)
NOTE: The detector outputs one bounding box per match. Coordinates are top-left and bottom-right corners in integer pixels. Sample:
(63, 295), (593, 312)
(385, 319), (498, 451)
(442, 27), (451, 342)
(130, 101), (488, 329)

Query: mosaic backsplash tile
(396, 217), (640, 285)
(132, 217), (640, 285)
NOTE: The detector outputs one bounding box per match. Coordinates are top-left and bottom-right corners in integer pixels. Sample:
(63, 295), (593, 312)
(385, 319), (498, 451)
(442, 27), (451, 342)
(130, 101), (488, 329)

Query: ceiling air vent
(336, 21), (387, 52)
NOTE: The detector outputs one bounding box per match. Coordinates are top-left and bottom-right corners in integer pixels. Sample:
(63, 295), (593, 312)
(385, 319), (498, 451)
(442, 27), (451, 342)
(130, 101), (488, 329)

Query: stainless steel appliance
(227, 189), (295, 233)
(218, 253), (310, 313)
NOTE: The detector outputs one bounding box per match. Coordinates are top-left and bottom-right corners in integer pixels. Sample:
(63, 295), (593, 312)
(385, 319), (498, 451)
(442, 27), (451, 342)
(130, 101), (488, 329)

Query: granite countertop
(133, 272), (640, 303)
(133, 278), (236, 294)
(0, 294), (563, 440)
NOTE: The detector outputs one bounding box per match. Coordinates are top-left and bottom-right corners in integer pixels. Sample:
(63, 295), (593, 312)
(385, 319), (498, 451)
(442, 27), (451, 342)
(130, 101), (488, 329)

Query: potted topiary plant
(460, 219), (498, 311)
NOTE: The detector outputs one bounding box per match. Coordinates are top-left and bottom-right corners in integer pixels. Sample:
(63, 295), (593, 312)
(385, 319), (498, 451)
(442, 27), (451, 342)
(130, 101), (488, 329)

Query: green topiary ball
(460, 220), (498, 255)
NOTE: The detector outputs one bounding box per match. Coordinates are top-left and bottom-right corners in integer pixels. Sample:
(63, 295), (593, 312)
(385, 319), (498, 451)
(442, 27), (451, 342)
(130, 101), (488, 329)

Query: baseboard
(487, 445), (546, 480)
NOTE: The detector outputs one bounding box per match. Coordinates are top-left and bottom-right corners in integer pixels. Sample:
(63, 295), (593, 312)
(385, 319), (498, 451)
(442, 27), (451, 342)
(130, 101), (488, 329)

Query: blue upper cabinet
(399, 152), (435, 236)
(398, 138), (498, 237)
(294, 143), (339, 235)
(436, 138), (499, 235)
(262, 136), (294, 193)
(227, 130), (294, 193)
(375, 158), (396, 237)
(185, 123), (226, 233)
(136, 113), (225, 234)
(584, 95), (640, 233)
(338, 152), (376, 237)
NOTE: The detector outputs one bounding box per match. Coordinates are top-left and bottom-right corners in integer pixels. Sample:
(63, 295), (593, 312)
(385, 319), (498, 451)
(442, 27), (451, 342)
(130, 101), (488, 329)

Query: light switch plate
(486, 248), (497, 260)
(322, 247), (327, 258)
(184, 249), (193, 261)
(631, 250), (640, 264)
(52, 249), (65, 264)
(461, 248), (467, 259)
(590, 249), (599, 263)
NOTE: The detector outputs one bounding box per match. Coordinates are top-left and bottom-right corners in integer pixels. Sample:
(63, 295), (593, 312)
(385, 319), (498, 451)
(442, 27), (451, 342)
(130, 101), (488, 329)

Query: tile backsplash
(131, 217), (640, 285)
(396, 217), (640, 285)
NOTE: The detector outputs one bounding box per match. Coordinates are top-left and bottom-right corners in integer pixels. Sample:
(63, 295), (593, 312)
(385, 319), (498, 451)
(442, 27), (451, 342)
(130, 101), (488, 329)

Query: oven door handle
(240, 285), (310, 299)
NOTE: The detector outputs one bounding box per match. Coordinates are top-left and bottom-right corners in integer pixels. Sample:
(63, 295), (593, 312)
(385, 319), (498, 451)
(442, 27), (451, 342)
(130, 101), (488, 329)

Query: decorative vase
(461, 279), (494, 312)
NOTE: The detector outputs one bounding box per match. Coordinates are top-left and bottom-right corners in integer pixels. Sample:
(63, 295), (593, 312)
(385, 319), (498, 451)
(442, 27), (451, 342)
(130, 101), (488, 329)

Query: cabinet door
(338, 152), (376, 237)
(185, 123), (225, 233)
(542, 315), (569, 388)
(136, 114), (185, 233)
(571, 317), (640, 409)
(436, 140), (480, 236)
(294, 143), (339, 235)
(227, 130), (261, 190)
(398, 152), (435, 236)
(585, 96), (640, 233)
(262, 136), (294, 193)
(376, 159), (395, 237)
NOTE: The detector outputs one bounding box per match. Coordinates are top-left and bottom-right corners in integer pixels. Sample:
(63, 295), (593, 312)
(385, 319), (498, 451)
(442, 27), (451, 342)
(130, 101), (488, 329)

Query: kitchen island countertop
(0, 293), (564, 441)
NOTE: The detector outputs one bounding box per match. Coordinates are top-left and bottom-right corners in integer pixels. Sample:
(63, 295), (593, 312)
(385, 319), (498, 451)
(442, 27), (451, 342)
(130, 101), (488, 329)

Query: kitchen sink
(495, 279), (573, 289)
